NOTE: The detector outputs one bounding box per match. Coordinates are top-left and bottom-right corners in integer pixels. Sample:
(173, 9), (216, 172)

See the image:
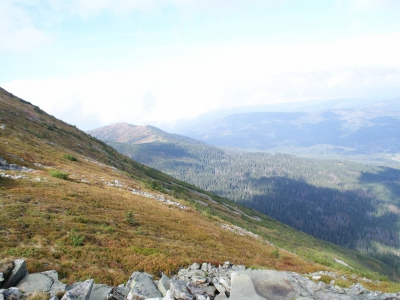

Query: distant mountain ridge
(88, 122), (204, 145)
(185, 108), (400, 154)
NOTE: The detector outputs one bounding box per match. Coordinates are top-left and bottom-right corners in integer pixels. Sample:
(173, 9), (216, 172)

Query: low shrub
(125, 211), (135, 226)
(63, 154), (77, 161)
(69, 229), (85, 246)
(49, 170), (69, 180)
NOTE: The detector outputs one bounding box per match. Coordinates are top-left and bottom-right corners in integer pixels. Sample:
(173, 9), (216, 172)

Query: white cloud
(0, 1), (51, 52)
(345, 0), (398, 11)
(3, 31), (400, 131)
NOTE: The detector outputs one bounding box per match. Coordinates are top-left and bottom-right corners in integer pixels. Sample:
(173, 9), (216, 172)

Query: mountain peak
(87, 122), (167, 144)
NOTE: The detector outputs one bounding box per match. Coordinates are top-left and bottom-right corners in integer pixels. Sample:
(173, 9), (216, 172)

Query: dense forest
(108, 140), (400, 270)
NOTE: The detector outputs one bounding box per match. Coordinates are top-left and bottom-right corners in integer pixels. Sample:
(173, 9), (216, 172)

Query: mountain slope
(89, 122), (400, 273)
(2, 88), (400, 291)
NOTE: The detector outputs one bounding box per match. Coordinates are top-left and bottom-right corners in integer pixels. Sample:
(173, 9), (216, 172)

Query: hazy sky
(1, 0), (400, 131)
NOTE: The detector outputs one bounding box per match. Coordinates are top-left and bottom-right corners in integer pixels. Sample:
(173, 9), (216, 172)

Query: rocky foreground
(1, 259), (400, 300)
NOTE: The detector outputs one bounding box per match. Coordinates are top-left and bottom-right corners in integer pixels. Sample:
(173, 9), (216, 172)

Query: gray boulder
(347, 283), (369, 295)
(230, 270), (298, 300)
(89, 284), (112, 300)
(62, 279), (93, 300)
(1, 260), (27, 289)
(125, 272), (162, 300)
(17, 273), (53, 295)
(200, 263), (208, 273)
(106, 286), (127, 300)
(230, 272), (265, 300)
(162, 290), (174, 300)
(42, 270), (66, 296)
(214, 294), (228, 300)
(17, 270), (66, 297)
(157, 274), (171, 297)
(189, 264), (200, 271)
(170, 279), (193, 300)
(187, 284), (215, 299)
(0, 287), (21, 300)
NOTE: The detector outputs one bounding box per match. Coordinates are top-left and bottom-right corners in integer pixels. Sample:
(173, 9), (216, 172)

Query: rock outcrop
(1, 259), (400, 300)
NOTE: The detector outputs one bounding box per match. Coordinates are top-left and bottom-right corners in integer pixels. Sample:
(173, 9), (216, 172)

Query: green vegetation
(102, 133), (400, 271)
(63, 154), (78, 161)
(125, 211), (135, 226)
(69, 229), (85, 246)
(49, 170), (69, 180)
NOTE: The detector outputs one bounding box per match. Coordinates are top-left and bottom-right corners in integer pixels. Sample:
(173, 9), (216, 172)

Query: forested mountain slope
(4, 87), (400, 289)
(89, 123), (400, 272)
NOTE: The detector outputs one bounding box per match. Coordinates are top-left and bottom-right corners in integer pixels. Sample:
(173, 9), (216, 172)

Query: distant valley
(183, 100), (400, 166)
(88, 122), (400, 271)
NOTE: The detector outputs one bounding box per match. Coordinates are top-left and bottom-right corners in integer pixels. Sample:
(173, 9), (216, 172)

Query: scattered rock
(62, 279), (93, 300)
(130, 188), (188, 210)
(125, 272), (162, 300)
(17, 273), (53, 295)
(170, 279), (193, 300)
(0, 157), (34, 172)
(1, 260), (27, 289)
(157, 274), (171, 297)
(1, 259), (400, 300)
(333, 258), (353, 269)
(88, 284), (112, 300)
(347, 283), (369, 295)
(0, 287), (20, 300)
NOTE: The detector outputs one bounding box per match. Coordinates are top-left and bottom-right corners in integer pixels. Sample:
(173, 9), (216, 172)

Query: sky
(1, 0), (400, 132)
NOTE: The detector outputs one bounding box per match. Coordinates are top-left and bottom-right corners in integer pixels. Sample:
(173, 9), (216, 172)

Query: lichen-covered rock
(347, 283), (369, 295)
(1, 260), (27, 289)
(161, 290), (174, 300)
(106, 286), (127, 300)
(62, 279), (93, 300)
(170, 279), (193, 300)
(88, 284), (112, 300)
(186, 285), (215, 299)
(2, 260), (399, 300)
(125, 272), (162, 300)
(17, 273), (53, 295)
(1, 287), (21, 300)
(189, 264), (200, 271)
(157, 274), (171, 297)
(0, 261), (14, 286)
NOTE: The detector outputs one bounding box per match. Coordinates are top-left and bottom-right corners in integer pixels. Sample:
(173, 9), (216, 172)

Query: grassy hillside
(1, 88), (400, 292)
(89, 123), (400, 273)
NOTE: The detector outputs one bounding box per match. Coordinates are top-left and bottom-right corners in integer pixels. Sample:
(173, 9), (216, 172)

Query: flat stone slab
(17, 270), (66, 297)
(17, 273), (53, 294)
(230, 270), (298, 300)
